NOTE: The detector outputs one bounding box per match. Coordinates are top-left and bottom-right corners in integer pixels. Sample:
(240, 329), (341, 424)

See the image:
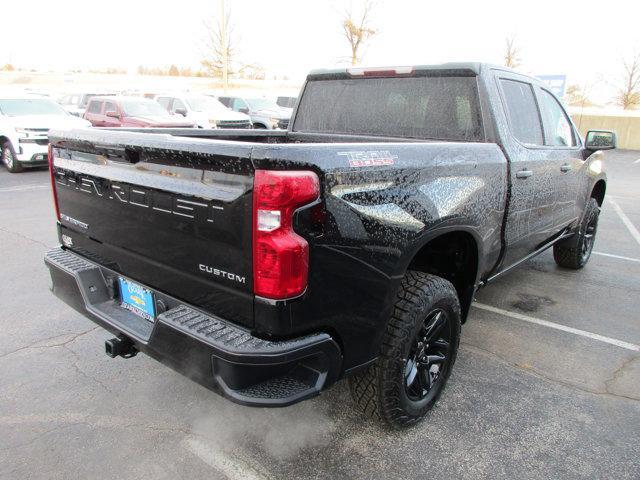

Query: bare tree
(342, 1), (377, 66)
(504, 35), (520, 69)
(565, 84), (593, 108)
(616, 51), (640, 110)
(201, 0), (235, 89)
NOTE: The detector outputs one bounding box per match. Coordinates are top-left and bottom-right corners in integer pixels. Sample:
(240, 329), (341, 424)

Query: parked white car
(217, 95), (292, 129)
(0, 95), (91, 173)
(153, 94), (252, 129)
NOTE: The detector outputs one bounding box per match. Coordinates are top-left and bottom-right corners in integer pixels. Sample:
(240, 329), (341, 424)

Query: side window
(232, 98), (247, 111)
(104, 101), (117, 114)
(455, 96), (473, 132)
(539, 89), (576, 147)
(157, 97), (171, 110)
(172, 98), (186, 112)
(500, 79), (544, 146)
(86, 100), (102, 114)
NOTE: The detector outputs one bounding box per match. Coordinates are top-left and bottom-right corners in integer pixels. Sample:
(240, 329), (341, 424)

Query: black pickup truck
(44, 63), (615, 427)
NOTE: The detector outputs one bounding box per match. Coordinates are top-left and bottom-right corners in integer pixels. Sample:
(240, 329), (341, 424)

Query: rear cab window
(294, 75), (483, 141)
(499, 79), (544, 146)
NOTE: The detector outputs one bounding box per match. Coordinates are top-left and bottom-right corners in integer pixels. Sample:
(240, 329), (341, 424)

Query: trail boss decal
(338, 150), (398, 167)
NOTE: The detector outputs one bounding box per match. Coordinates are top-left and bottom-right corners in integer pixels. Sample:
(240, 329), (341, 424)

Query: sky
(2, 0), (639, 101)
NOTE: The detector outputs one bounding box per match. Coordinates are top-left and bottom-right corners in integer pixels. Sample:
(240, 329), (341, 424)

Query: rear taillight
(48, 143), (60, 221)
(253, 170), (320, 299)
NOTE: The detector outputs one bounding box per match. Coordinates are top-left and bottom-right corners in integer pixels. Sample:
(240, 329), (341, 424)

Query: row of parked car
(59, 92), (295, 129)
(0, 91), (297, 172)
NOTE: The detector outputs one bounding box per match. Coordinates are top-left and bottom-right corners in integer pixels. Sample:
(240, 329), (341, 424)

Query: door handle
(560, 164), (572, 172)
(516, 169), (533, 179)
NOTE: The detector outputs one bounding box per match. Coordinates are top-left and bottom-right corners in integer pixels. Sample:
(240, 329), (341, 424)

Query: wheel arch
(590, 179), (606, 206)
(404, 228), (481, 322)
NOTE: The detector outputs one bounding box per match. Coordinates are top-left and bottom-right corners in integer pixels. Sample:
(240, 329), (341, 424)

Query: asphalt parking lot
(1, 150), (639, 480)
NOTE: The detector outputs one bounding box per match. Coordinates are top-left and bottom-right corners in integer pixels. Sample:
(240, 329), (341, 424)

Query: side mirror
(106, 111), (119, 118)
(174, 108), (187, 116)
(239, 107), (249, 114)
(585, 130), (616, 151)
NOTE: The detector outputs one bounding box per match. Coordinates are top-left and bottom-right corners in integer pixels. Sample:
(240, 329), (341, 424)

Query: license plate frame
(118, 277), (156, 322)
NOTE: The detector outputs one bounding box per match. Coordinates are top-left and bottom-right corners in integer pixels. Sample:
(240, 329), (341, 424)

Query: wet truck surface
(44, 63), (614, 427)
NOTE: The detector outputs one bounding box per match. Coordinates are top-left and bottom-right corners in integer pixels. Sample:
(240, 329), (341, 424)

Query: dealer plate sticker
(118, 277), (155, 322)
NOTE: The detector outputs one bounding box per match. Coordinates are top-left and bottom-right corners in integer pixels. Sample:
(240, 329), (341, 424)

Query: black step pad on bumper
(45, 247), (342, 407)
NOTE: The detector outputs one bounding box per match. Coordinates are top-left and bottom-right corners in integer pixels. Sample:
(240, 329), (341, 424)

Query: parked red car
(83, 96), (195, 128)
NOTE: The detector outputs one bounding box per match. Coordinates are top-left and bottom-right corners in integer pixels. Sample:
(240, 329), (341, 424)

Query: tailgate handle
(92, 145), (140, 163)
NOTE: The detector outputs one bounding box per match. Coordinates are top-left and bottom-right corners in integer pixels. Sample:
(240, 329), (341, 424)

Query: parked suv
(154, 94), (251, 129)
(0, 95), (90, 173)
(217, 95), (291, 129)
(83, 96), (195, 128)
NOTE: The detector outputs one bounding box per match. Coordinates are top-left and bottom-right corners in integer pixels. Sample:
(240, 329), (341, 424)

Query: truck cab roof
(307, 62), (541, 84)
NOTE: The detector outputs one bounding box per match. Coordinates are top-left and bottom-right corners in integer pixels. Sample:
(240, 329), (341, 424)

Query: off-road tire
(349, 271), (461, 428)
(1, 141), (23, 173)
(553, 198), (600, 269)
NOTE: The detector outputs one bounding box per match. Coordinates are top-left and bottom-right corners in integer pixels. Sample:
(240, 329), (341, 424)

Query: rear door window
(499, 79), (544, 146)
(86, 100), (102, 114)
(157, 97), (172, 110)
(104, 102), (117, 114)
(538, 89), (576, 147)
(172, 98), (186, 113)
(232, 98), (248, 111)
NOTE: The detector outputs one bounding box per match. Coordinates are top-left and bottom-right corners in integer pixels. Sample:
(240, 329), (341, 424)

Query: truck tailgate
(49, 130), (255, 327)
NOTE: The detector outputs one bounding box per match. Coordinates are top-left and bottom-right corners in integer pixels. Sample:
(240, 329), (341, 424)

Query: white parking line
(633, 158), (640, 164)
(0, 184), (49, 193)
(608, 194), (639, 201)
(593, 251), (640, 263)
(608, 198), (640, 247)
(473, 302), (640, 352)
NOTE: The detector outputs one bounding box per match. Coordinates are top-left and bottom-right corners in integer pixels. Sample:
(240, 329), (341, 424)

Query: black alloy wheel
(404, 308), (452, 402)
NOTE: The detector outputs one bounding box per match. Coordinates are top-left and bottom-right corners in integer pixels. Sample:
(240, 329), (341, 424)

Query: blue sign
(537, 75), (567, 97)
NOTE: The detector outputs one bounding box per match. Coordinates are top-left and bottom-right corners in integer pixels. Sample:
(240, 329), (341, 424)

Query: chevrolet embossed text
(55, 172), (224, 223)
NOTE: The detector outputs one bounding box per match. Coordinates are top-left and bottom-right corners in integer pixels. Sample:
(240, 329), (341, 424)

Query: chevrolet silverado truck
(153, 94), (252, 129)
(217, 95), (291, 129)
(1, 95), (90, 173)
(44, 63), (615, 427)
